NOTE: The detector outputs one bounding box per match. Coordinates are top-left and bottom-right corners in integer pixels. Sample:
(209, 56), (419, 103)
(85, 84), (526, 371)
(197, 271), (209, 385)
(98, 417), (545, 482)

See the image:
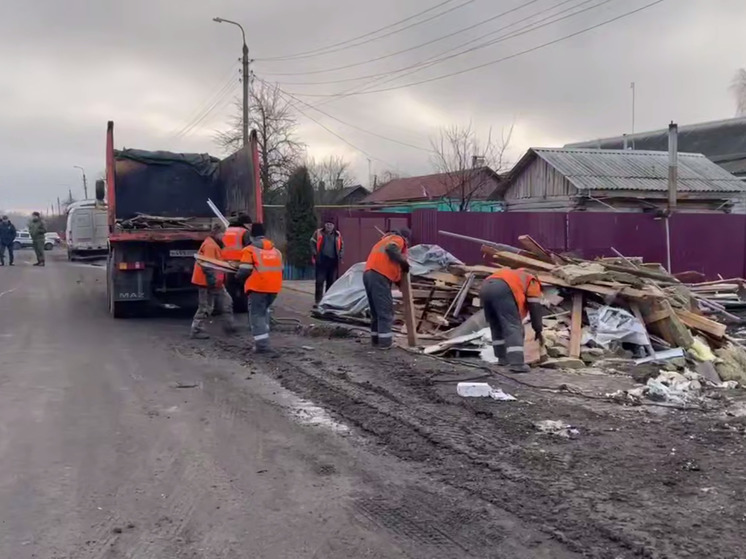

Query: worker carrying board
(237, 223), (283, 354)
(363, 228), (411, 350)
(190, 223), (237, 339)
(479, 267), (544, 373)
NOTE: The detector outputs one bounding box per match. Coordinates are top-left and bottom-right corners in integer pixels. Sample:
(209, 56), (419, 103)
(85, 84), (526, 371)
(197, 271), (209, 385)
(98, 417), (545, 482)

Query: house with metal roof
(498, 148), (746, 213)
(565, 116), (746, 178)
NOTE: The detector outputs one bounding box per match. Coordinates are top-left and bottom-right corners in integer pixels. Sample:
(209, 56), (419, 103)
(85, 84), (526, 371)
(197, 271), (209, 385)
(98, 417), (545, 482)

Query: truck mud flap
(112, 269), (153, 302)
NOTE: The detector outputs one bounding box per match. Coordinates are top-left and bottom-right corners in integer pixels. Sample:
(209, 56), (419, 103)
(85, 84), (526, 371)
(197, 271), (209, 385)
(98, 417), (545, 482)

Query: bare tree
(215, 81), (305, 203)
(376, 169), (404, 189)
(429, 122), (513, 211)
(307, 155), (357, 191)
(731, 68), (746, 117)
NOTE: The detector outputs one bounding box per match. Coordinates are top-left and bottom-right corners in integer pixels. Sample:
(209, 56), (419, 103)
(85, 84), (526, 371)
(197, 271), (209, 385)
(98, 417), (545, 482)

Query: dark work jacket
(0, 221), (16, 245)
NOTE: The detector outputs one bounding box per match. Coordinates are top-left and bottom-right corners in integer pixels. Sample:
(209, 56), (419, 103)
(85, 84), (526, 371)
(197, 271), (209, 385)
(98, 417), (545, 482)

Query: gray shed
(499, 148), (746, 213)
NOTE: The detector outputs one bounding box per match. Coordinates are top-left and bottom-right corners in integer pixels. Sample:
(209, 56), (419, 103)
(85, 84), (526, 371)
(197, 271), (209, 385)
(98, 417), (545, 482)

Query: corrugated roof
(524, 148), (746, 193)
(565, 116), (746, 176)
(362, 167), (500, 204)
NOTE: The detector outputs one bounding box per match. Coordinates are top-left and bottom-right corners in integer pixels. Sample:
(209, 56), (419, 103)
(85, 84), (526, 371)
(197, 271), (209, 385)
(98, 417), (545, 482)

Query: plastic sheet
(316, 244), (462, 319)
(585, 306), (649, 348)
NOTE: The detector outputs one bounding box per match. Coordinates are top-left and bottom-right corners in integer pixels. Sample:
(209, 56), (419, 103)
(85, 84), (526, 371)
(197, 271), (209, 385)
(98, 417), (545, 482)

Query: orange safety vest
(365, 234), (408, 284)
(487, 268), (542, 319)
(315, 230), (342, 255)
(192, 236), (225, 288)
(222, 226), (248, 262)
(240, 239), (284, 294)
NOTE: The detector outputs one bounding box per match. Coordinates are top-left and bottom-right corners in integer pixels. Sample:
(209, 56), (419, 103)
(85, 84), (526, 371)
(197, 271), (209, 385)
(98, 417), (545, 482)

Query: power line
(273, 87), (394, 166)
(174, 78), (241, 139)
(256, 0), (477, 62)
(166, 62), (239, 137)
(287, 0), (665, 97)
(277, 0), (614, 86)
(258, 0), (543, 76)
(260, 78), (433, 153)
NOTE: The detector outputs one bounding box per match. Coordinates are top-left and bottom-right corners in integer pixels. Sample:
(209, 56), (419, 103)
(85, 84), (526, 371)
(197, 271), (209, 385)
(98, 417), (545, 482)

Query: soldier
(237, 223), (283, 353)
(479, 267), (544, 373)
(190, 224), (237, 339)
(28, 212), (47, 267)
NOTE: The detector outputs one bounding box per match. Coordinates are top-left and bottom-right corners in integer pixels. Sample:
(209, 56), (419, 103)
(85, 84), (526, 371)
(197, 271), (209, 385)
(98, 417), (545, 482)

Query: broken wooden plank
(643, 300), (694, 349)
(399, 273), (418, 347)
(569, 293), (583, 359)
(675, 309), (727, 339)
(600, 262), (679, 284)
(517, 235), (554, 263)
(453, 274), (476, 318)
(630, 302), (655, 357)
(415, 287), (436, 333)
(536, 273), (659, 300)
(487, 249), (556, 272)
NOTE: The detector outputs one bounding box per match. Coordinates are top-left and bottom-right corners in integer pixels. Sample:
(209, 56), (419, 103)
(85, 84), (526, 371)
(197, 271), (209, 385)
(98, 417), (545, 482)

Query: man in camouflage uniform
(28, 212), (47, 267)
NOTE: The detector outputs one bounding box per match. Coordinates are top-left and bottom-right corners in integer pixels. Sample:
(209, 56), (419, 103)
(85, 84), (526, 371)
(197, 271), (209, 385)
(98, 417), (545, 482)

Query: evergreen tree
(284, 166), (317, 268)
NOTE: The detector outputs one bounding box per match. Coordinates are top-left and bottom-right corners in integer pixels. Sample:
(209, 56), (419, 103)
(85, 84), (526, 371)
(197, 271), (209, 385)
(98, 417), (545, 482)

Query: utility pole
(57, 197), (61, 215)
(630, 81), (636, 149)
(74, 165), (88, 199)
(214, 17), (250, 147)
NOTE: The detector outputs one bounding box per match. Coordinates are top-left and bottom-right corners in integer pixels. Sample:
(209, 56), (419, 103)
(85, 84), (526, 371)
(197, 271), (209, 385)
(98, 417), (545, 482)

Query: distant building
(499, 148), (746, 213)
(316, 184), (370, 206)
(566, 116), (746, 178)
(362, 167), (503, 211)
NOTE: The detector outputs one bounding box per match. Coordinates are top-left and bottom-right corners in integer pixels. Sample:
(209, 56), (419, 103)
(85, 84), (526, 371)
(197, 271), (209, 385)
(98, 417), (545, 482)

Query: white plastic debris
(534, 420), (579, 438)
(456, 382), (516, 401)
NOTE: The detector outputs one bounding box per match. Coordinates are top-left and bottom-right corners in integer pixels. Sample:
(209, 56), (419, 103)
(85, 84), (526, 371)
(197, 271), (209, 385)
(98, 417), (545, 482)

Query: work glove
(400, 261), (411, 273)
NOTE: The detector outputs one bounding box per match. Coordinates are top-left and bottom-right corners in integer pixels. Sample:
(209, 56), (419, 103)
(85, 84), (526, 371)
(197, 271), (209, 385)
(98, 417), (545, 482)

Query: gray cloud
(0, 0), (743, 210)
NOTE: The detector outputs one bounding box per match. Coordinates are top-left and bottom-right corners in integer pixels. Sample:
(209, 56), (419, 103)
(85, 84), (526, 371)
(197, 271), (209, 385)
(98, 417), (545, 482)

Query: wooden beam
(416, 287), (436, 333)
(675, 309), (727, 339)
(517, 235), (554, 262)
(569, 293), (583, 359)
(487, 249), (556, 272)
(453, 274), (476, 318)
(630, 302), (655, 357)
(399, 273), (418, 347)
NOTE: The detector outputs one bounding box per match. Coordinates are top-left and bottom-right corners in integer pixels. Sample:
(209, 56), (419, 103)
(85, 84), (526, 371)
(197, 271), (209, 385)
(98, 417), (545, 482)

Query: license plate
(169, 250), (197, 257)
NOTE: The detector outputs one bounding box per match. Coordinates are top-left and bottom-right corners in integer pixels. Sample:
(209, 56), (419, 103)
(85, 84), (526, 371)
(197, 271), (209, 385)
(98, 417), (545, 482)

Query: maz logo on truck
(117, 292), (145, 299)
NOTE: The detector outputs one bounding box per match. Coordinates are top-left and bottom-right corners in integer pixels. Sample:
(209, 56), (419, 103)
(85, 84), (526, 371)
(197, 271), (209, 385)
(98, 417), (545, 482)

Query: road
(0, 251), (421, 558)
(3, 250), (745, 559)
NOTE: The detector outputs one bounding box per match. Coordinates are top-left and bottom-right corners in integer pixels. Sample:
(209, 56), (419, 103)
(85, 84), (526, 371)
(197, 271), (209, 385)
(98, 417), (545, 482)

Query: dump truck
(104, 121), (262, 318)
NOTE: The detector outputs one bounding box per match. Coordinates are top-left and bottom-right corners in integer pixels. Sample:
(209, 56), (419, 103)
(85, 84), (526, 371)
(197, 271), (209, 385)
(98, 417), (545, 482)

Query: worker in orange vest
(363, 228), (411, 349)
(190, 223), (237, 339)
(222, 212), (253, 262)
(310, 218), (344, 305)
(236, 223), (283, 353)
(479, 267), (544, 373)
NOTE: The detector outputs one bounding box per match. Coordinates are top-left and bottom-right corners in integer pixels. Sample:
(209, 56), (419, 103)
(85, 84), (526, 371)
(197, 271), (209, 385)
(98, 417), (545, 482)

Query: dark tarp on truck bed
(114, 149), (222, 220)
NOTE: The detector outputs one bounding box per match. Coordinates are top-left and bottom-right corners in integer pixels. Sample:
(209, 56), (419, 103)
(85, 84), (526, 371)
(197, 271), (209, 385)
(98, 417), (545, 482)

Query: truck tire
(45, 242), (54, 251)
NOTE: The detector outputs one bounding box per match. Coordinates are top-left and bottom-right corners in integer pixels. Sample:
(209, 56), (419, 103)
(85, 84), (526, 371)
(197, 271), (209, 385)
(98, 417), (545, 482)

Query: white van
(66, 201), (108, 260)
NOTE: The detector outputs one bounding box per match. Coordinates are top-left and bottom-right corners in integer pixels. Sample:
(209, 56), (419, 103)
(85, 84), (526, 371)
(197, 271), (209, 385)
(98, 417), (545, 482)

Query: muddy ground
(180, 316), (746, 559)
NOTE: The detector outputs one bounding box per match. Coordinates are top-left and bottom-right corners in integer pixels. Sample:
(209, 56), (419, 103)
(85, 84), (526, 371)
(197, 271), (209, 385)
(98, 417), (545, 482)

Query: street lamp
(213, 17), (249, 147)
(73, 165), (88, 199)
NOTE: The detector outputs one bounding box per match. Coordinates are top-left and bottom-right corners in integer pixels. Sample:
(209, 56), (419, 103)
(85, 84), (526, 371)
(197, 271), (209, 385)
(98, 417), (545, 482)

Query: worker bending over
(479, 267), (544, 373)
(190, 223), (237, 339)
(237, 223), (283, 353)
(363, 228), (410, 349)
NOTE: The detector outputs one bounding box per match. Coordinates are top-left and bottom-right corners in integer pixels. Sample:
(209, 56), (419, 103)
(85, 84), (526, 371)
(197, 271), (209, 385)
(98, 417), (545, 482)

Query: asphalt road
(0, 251), (414, 558)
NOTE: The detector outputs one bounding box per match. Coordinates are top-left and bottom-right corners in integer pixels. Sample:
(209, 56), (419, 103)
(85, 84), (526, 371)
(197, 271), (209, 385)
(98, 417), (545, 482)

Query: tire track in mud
(239, 342), (657, 559)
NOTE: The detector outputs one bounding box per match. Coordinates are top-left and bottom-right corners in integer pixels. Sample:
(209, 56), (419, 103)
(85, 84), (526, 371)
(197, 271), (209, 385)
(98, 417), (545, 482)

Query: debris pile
(399, 234), (746, 384)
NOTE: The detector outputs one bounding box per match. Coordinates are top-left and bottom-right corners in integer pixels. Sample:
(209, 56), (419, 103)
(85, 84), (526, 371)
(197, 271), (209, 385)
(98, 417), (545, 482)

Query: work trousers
(249, 291), (277, 350)
(32, 238), (45, 264)
(363, 269), (394, 348)
(0, 243), (13, 265)
(480, 278), (525, 366)
(191, 286), (235, 334)
(314, 256), (339, 303)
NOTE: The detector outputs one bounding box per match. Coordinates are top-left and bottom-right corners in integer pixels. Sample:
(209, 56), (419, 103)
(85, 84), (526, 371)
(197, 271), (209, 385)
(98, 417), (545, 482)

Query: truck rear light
(118, 262), (145, 271)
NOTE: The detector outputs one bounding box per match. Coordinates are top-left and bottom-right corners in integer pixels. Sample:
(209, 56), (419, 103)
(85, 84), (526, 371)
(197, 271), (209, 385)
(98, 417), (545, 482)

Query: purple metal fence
(327, 209), (744, 280)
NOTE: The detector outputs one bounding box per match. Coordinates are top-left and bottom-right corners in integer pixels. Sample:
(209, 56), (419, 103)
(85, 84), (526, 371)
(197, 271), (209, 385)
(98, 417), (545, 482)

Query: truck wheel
(45, 242), (54, 251)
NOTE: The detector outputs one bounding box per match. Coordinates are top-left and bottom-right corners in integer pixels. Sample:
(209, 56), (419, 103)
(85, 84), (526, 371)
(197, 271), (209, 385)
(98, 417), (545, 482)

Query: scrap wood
(416, 287), (437, 333)
(630, 302), (656, 357)
(643, 300), (695, 349)
(553, 262), (610, 286)
(601, 261), (680, 284)
(399, 273), (418, 347)
(486, 249), (556, 272)
(675, 309), (727, 339)
(569, 293), (583, 359)
(194, 254), (240, 273)
(517, 234), (556, 263)
(453, 274), (476, 318)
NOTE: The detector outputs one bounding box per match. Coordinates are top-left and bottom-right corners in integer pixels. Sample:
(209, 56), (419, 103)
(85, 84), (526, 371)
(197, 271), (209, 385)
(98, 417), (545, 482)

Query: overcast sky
(1, 0), (744, 211)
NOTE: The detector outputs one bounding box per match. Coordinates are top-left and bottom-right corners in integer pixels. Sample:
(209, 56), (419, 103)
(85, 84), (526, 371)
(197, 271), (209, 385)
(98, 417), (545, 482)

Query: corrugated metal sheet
(534, 148), (746, 193)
